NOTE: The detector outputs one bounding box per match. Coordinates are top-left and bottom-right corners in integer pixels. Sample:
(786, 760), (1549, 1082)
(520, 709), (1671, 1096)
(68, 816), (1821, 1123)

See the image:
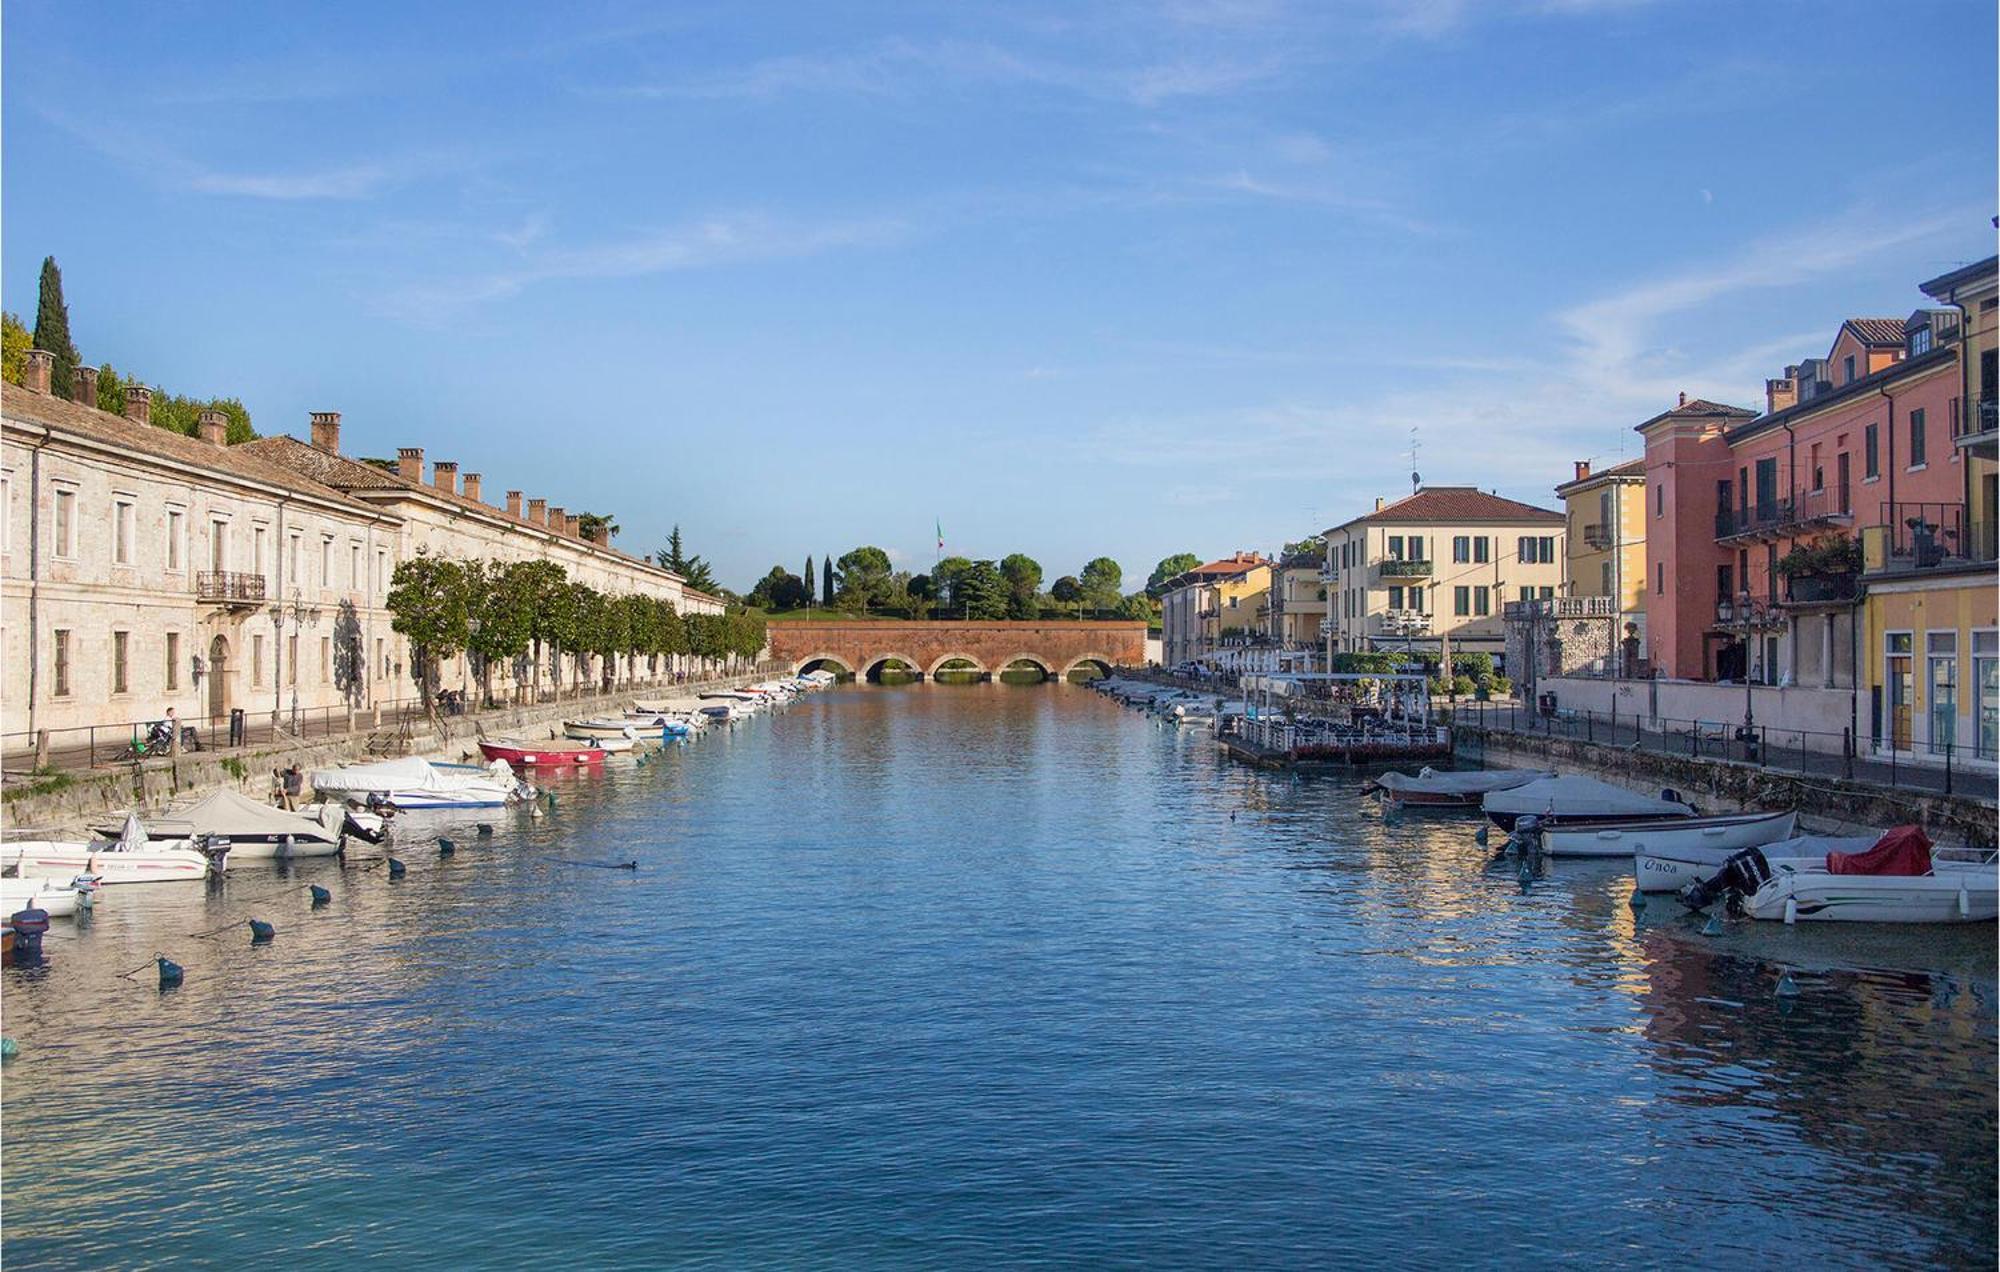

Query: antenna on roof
(1409, 427), (1421, 494)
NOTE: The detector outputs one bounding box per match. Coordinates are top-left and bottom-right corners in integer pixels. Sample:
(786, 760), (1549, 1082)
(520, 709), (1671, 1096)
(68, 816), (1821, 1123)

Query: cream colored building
(1158, 553), (1272, 667)
(1321, 486), (1565, 671)
(1263, 559), (1329, 655)
(1553, 457), (1646, 649)
(3, 351), (718, 744)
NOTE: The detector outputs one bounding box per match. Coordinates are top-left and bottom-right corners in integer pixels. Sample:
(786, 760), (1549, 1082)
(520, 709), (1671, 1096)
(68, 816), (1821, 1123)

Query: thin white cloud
(188, 164), (390, 200)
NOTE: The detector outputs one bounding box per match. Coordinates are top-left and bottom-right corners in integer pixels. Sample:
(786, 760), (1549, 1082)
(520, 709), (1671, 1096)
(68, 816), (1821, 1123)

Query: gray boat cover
(310, 755), (515, 795)
(1377, 767), (1554, 796)
(95, 789), (339, 844)
(1482, 774), (1695, 819)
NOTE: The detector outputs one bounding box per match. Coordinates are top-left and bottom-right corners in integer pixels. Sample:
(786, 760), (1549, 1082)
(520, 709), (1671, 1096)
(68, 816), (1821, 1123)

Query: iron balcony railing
(1377, 558), (1433, 579)
(1503, 596), (1617, 621)
(1782, 572), (1858, 605)
(197, 571), (268, 606)
(1581, 523), (1612, 549)
(1865, 502), (1997, 573)
(1714, 486), (1851, 542)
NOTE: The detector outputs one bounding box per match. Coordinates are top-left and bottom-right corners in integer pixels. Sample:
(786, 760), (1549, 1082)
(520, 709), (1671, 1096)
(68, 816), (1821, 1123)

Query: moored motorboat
(4, 816), (211, 883)
(479, 738), (608, 767)
(310, 756), (528, 810)
(564, 718), (641, 742)
(1369, 767), (1555, 810)
(1482, 774), (1696, 830)
(1, 875), (100, 918)
(93, 789), (351, 861)
(1632, 823), (1862, 892)
(1541, 808), (1800, 861)
(1679, 826), (1999, 923)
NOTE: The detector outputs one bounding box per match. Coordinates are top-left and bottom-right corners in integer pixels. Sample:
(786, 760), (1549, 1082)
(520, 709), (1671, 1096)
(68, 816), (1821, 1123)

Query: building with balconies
(1554, 457), (1646, 663)
(1158, 552), (1271, 667)
(1263, 551), (1329, 662)
(1320, 486), (1563, 671)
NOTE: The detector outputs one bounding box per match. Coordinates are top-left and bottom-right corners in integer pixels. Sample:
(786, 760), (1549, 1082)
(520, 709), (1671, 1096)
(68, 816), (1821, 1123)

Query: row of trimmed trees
(387, 552), (767, 712)
(747, 548), (1155, 621)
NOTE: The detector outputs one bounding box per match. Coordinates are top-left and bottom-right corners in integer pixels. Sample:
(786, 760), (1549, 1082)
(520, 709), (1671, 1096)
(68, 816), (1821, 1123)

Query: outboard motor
(1511, 814), (1544, 857)
(193, 833), (232, 876)
(9, 906), (50, 965)
(1678, 846), (1773, 912)
(341, 809), (387, 845)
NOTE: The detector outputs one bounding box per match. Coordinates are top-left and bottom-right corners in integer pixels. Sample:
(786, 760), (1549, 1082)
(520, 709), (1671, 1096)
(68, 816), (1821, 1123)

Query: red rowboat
(478, 738), (607, 767)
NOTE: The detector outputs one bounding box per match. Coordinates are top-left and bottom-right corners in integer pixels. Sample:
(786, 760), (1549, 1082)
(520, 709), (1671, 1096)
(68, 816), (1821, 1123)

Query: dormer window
(1910, 326), (1932, 356)
(1842, 355), (1857, 384)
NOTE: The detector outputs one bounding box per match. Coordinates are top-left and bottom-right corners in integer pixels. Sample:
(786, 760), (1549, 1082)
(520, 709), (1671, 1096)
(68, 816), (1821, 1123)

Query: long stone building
(3, 350), (720, 743)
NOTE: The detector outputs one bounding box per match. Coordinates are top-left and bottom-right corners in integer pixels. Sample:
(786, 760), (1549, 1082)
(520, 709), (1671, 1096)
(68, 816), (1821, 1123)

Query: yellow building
(1857, 256), (1998, 766)
(1553, 457), (1646, 644)
(1158, 553), (1272, 667)
(1263, 557), (1329, 653)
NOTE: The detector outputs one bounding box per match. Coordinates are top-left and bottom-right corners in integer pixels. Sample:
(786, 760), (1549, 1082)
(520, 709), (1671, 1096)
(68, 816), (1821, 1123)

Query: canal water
(3, 687), (1994, 1268)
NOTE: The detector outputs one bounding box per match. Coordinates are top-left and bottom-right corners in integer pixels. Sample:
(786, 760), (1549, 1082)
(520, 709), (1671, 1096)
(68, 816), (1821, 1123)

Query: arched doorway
(208, 634), (230, 718)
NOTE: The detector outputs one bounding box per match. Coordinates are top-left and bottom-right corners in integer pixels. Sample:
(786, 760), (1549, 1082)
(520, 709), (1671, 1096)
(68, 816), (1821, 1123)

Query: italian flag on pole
(936, 518), (944, 552)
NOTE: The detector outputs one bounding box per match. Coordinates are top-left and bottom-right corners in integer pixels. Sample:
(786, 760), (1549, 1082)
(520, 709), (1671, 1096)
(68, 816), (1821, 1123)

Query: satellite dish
(1411, 471), (1421, 486)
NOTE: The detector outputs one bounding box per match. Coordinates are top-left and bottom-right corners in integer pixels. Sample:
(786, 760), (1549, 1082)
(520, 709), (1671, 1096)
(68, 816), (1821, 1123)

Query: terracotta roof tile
(1632, 396), (1760, 433)
(1842, 317), (1909, 346)
(1335, 486), (1561, 529)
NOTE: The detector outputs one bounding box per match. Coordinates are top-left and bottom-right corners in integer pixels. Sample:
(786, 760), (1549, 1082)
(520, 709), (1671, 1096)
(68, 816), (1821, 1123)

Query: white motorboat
(94, 790), (350, 861)
(1369, 767), (1555, 810)
(1483, 774), (1696, 830)
(564, 718), (642, 742)
(1634, 825), (1862, 892)
(4, 816), (211, 884)
(311, 756), (527, 810)
(1542, 808), (1800, 861)
(1679, 826), (1999, 923)
(1, 875), (100, 918)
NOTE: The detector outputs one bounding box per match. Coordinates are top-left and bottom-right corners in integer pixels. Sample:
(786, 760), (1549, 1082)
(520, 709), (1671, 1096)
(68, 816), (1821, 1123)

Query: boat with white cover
(1, 875), (99, 918)
(1369, 767), (1555, 810)
(1632, 823), (1858, 892)
(1482, 774), (1696, 830)
(1541, 808), (1800, 861)
(311, 756), (527, 809)
(93, 790), (352, 861)
(1679, 826), (1999, 923)
(4, 816), (211, 884)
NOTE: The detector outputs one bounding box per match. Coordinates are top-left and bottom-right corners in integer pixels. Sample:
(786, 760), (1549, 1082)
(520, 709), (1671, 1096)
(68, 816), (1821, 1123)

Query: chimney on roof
(505, 490), (523, 517)
(432, 461), (458, 495)
(1677, 391), (1687, 407)
(309, 411), (342, 454)
(548, 506), (565, 534)
(22, 350), (52, 394)
(197, 409), (228, 447)
(397, 447), (424, 483)
(1765, 377), (1797, 415)
(564, 513), (582, 538)
(1573, 460), (1590, 482)
(1374, 496), (1384, 512)
(462, 473), (482, 503)
(585, 523), (607, 546)
(527, 498), (547, 526)
(73, 365), (98, 409)
(123, 384), (153, 425)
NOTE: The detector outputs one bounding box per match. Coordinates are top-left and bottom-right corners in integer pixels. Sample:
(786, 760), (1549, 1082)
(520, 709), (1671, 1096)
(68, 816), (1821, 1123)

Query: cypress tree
(822, 555), (835, 606)
(33, 257), (80, 397)
(804, 555), (816, 605)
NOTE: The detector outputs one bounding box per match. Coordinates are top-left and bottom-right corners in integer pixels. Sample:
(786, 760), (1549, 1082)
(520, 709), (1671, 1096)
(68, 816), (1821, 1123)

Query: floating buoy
(1701, 913), (1724, 937)
(544, 792), (558, 809)
(438, 837), (456, 857)
(309, 885), (332, 908)
(476, 824), (494, 837)
(1782, 897), (1797, 925)
(249, 919), (275, 944)
(1628, 889), (1646, 912)
(157, 956), (184, 989)
(387, 858), (407, 879)
(1474, 826), (1489, 846)
(1776, 971), (1800, 998)
(0, 1037), (16, 1061)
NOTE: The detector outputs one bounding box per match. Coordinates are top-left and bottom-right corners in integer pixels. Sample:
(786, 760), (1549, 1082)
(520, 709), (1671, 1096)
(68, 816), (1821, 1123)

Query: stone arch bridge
(766, 620), (1147, 682)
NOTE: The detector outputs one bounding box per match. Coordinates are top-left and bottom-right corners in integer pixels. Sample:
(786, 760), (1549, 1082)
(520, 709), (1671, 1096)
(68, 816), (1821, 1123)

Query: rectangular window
(376, 638), (386, 681)
(351, 543), (363, 592)
(320, 537), (333, 589)
(1411, 588), (1425, 614)
(253, 634), (265, 687)
(114, 499), (134, 565)
(53, 629), (71, 696)
(1765, 544), (1778, 601)
(1717, 564), (1733, 601)
(253, 526), (268, 581)
(166, 508), (184, 570)
(1540, 536), (1554, 563)
(1452, 536), (1470, 563)
(1540, 586), (1554, 601)
(1654, 483), (1663, 517)
(1754, 457), (1777, 515)
(1928, 632), (1957, 752)
(1407, 535), (1425, 561)
(288, 534), (301, 587)
(1843, 354), (1856, 383)
(1473, 586), (1490, 616)
(1473, 537), (1490, 564)
(1975, 630), (1997, 759)
(377, 549), (388, 593)
(1517, 536), (1532, 563)
(1387, 535), (1404, 560)
(1454, 586), (1470, 616)
(1864, 423), (1879, 478)
(1655, 563), (1664, 595)
(166, 632), (180, 691)
(1909, 408), (1927, 467)
(1518, 585), (1532, 603)
(54, 488), (76, 558)
(1886, 632), (1914, 750)
(211, 520), (227, 574)
(1388, 585), (1404, 610)
(1837, 452), (1851, 511)
(113, 630), (129, 694)
(1950, 396), (1962, 438)
(1601, 561), (1612, 592)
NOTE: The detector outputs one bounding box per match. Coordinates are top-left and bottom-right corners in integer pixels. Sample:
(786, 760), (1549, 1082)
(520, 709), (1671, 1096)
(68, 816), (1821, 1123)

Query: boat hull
(479, 741), (606, 767)
(2, 843), (208, 884)
(1544, 810), (1799, 861)
(1744, 857), (1999, 923)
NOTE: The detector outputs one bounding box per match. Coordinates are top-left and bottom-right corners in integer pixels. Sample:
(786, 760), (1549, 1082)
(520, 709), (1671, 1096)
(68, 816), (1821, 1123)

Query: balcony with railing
(197, 571), (268, 608)
(1958, 397), (1999, 456)
(1781, 572), (1858, 606)
(1714, 486), (1852, 543)
(1376, 610), (1433, 636)
(1377, 558), (1433, 580)
(1862, 502), (1998, 577)
(1317, 565), (1340, 583)
(1502, 596), (1618, 621)
(1581, 523), (1612, 549)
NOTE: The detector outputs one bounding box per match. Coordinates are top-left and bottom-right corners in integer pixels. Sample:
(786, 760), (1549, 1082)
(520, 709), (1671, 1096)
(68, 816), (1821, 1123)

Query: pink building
(1640, 304), (1970, 688)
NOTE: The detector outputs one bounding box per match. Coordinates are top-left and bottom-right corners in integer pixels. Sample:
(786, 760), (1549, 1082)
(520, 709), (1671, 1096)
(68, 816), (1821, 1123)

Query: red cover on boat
(1826, 825), (1932, 876)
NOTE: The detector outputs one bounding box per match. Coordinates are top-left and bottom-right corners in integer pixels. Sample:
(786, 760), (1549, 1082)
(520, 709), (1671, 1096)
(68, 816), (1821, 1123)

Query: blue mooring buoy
(1474, 826), (1489, 846)
(1776, 971), (1800, 998)
(0, 1037), (17, 1061)
(310, 885), (332, 908)
(438, 837), (455, 857)
(1701, 913), (1724, 937)
(1628, 889), (1646, 912)
(387, 858), (407, 879)
(249, 919), (275, 944)
(476, 824), (494, 837)
(545, 792), (558, 809)
(157, 956), (184, 989)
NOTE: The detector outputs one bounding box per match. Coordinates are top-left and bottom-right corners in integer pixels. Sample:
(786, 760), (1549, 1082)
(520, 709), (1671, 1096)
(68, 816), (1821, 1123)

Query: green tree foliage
(655, 525), (719, 594)
(1115, 591), (1157, 623)
(952, 560), (1009, 620)
(1050, 575), (1082, 613)
(803, 555), (816, 605)
(999, 552), (1043, 620)
(747, 565), (808, 610)
(466, 561), (537, 705)
(1, 312), (29, 386)
(822, 555), (835, 606)
(1079, 557), (1123, 612)
(34, 257), (79, 398)
(577, 511), (620, 543)
(388, 551), (473, 714)
(834, 545), (893, 611)
(89, 362), (256, 441)
(1281, 535), (1326, 563)
(1147, 552), (1201, 596)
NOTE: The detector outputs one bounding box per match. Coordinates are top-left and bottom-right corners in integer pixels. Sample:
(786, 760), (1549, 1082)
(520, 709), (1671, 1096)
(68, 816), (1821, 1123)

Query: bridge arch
(793, 653), (856, 678)
(861, 652), (926, 682)
(926, 653), (990, 680)
(1061, 654), (1116, 682)
(994, 652), (1056, 682)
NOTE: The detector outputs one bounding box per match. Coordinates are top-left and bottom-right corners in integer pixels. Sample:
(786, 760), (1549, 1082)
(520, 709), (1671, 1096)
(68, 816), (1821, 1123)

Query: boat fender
(157, 956), (184, 989)
(1775, 971), (1800, 997)
(387, 858), (407, 879)
(477, 824), (494, 837)
(1959, 886), (1970, 918)
(438, 837), (456, 857)
(1700, 913), (1724, 936)
(1660, 787), (1684, 806)
(1782, 896), (1797, 925)
(0, 1037), (16, 1061)
(1627, 889), (1645, 912)
(309, 885), (332, 908)
(545, 792), (559, 809)
(249, 919), (275, 944)
(1474, 826), (1489, 847)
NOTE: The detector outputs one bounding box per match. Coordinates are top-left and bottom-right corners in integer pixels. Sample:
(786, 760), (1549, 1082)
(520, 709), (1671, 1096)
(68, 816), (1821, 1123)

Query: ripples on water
(2, 687), (1993, 1269)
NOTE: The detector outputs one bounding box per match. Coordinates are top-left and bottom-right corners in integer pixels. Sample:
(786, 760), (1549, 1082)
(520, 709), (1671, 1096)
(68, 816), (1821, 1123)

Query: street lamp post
(268, 589), (323, 736)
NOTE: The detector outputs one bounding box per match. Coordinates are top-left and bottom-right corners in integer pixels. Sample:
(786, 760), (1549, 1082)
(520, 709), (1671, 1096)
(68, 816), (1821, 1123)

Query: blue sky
(5, 1), (1994, 591)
